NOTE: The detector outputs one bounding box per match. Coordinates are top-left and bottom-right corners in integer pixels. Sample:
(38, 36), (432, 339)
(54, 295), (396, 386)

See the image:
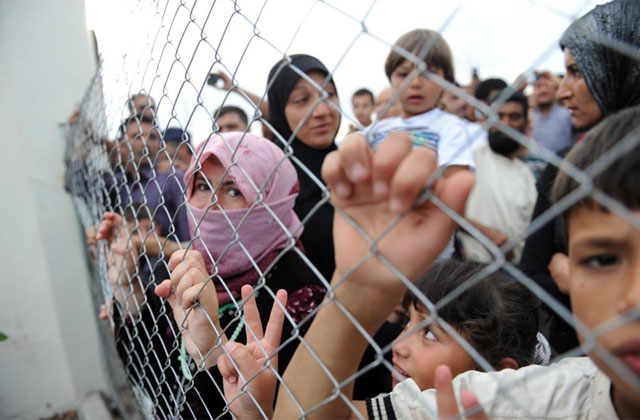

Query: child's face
(352, 94), (374, 126)
(391, 306), (476, 390)
(390, 60), (445, 119)
(567, 206), (640, 404)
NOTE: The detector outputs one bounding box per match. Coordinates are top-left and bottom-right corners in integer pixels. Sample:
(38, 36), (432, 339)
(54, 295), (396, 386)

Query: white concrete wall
(0, 1), (108, 418)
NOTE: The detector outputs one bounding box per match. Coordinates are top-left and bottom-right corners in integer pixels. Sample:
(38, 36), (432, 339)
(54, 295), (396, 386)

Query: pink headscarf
(184, 132), (303, 304)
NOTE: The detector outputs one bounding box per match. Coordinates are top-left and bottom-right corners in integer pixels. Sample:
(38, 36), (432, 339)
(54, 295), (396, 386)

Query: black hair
(402, 259), (539, 369)
(352, 88), (374, 103)
(491, 89), (529, 119)
(474, 78), (507, 102)
(551, 104), (640, 218)
(214, 105), (249, 126)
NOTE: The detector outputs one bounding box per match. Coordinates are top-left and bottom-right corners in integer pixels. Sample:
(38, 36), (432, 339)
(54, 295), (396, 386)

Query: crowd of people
(66, 0), (640, 418)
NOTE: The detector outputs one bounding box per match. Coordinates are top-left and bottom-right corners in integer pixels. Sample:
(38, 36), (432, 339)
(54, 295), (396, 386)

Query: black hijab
(266, 54), (340, 280)
(560, 0), (640, 116)
(267, 54), (340, 199)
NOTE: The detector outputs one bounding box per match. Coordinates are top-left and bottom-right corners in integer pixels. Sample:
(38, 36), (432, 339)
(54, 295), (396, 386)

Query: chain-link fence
(65, 0), (640, 418)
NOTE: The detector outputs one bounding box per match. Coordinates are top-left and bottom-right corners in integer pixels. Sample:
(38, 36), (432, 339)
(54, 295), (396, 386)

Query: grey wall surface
(0, 0), (109, 418)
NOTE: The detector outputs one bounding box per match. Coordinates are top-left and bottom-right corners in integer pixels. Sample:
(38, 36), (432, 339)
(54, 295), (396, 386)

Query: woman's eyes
(292, 95), (310, 105)
(567, 65), (582, 79)
(195, 181), (242, 200)
(226, 187), (242, 198)
(579, 254), (621, 269)
(195, 181), (211, 192)
(292, 86), (336, 104)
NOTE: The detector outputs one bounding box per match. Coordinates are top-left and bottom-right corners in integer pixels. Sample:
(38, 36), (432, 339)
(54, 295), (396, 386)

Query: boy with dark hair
(351, 88), (375, 128)
(365, 29), (475, 178)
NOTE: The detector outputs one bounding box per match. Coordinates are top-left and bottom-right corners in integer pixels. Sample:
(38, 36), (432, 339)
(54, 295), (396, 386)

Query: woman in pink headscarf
(103, 132), (325, 419)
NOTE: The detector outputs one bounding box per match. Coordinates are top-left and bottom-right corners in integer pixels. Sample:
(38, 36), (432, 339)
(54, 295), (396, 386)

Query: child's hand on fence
(435, 365), (487, 420)
(218, 285), (287, 420)
(155, 250), (224, 369)
(322, 132), (475, 315)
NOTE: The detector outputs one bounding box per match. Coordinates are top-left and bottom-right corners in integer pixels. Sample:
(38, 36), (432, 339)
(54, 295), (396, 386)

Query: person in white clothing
(458, 90), (537, 264)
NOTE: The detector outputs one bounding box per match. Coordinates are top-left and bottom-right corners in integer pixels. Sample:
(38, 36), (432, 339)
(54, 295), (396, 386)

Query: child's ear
(496, 357), (519, 371)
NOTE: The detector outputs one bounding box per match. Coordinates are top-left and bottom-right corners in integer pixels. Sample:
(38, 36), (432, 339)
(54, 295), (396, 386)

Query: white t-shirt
(364, 108), (479, 169)
(458, 141), (537, 264)
(367, 357), (619, 420)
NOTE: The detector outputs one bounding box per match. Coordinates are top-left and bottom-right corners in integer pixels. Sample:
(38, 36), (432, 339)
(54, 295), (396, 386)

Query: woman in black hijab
(266, 55), (402, 398)
(521, 0), (640, 355)
(266, 54), (341, 281)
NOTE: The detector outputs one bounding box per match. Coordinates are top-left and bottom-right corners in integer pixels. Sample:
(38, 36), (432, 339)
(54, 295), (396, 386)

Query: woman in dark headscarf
(266, 55), (402, 398)
(558, 0), (640, 124)
(266, 54), (341, 281)
(520, 0), (640, 355)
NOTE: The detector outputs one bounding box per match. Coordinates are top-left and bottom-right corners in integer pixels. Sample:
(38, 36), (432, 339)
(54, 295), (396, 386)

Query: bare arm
(274, 132), (475, 419)
(210, 72), (269, 120)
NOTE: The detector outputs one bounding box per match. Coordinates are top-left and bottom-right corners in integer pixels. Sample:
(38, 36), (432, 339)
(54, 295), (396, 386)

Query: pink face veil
(183, 132), (303, 303)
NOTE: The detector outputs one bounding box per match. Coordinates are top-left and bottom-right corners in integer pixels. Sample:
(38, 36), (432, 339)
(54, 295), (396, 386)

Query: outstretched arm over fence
(273, 132), (475, 419)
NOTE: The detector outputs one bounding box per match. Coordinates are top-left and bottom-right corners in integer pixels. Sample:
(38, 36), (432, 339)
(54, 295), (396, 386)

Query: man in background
(531, 70), (573, 154)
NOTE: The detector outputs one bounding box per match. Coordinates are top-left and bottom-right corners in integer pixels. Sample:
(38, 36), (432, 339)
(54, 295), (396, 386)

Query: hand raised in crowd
(322, 132), (475, 310)
(155, 250), (225, 369)
(218, 285), (287, 420)
(435, 365), (487, 420)
(209, 71), (233, 91)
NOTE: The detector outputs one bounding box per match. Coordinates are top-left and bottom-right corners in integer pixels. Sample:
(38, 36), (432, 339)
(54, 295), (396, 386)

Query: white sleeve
(437, 121), (477, 169)
(366, 359), (602, 420)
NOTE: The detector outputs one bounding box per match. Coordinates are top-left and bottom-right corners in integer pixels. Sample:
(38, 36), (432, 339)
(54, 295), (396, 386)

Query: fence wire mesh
(65, 0), (640, 418)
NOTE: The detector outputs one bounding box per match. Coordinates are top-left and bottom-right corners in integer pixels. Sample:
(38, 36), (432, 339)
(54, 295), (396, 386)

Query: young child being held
(392, 259), (545, 391)
(365, 29), (476, 175)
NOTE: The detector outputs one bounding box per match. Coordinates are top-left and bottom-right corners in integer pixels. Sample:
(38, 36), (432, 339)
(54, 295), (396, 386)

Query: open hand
(322, 132), (475, 306)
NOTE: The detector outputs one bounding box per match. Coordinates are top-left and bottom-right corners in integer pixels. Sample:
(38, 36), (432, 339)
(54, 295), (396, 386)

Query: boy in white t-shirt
(364, 29), (477, 174)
